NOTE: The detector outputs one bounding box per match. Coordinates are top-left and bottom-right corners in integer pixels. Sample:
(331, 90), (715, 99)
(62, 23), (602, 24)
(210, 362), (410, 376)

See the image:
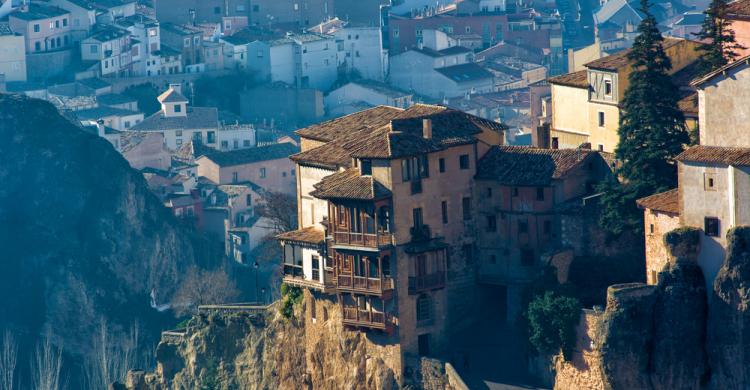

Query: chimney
(422, 118), (432, 139)
(169, 83), (182, 94)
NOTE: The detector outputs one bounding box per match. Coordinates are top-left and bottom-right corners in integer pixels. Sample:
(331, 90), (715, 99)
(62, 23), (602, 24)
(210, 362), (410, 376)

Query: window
(401, 159), (411, 181)
(207, 131), (216, 144)
(521, 248), (534, 265)
(253, 4), (259, 11)
(361, 159), (372, 175)
(704, 173), (717, 191)
(246, 194), (252, 207)
(513, 187), (519, 197)
(243, 140), (251, 147)
(598, 112), (605, 127)
(35, 41), (41, 51)
(536, 187), (545, 201)
(705, 217), (720, 237)
(439, 158), (445, 173)
(518, 220), (528, 234)
(176, 130), (183, 137)
(34, 24), (40, 33)
(459, 154), (470, 170)
(551, 137), (559, 149)
(260, 168), (267, 178)
(310, 296), (316, 320)
(649, 223), (654, 234)
(55, 20), (60, 28)
(63, 18), (67, 27)
(232, 172), (239, 183)
(124, 121), (131, 128)
(214, 6), (221, 14)
(462, 244), (473, 264)
(462, 197), (472, 220)
(221, 140), (229, 149)
(486, 187), (492, 198)
(544, 220), (552, 235)
(413, 207), (423, 228)
(174, 104), (181, 113)
(598, 144), (604, 152)
(604, 80), (612, 96)
(486, 215), (497, 232)
(417, 295), (432, 322)
(184, 38), (191, 47)
(149, 28), (157, 37)
(418, 333), (430, 356)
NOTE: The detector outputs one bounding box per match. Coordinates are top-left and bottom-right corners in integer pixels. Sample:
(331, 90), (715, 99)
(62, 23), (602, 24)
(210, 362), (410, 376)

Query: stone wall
(553, 309), (604, 390)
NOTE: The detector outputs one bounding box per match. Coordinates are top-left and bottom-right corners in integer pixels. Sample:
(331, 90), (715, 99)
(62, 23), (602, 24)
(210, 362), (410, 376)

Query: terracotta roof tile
(292, 106), (505, 167)
(310, 168), (391, 200)
(728, 0), (750, 18)
(584, 37), (686, 71)
(548, 70), (589, 88)
(476, 146), (595, 185)
(676, 145), (750, 165)
(295, 106), (404, 142)
(201, 142), (299, 167)
(276, 226), (325, 244)
(636, 188), (679, 214)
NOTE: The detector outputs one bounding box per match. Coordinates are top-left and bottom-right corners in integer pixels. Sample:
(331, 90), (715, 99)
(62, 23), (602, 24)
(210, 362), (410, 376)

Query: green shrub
(527, 291), (581, 358)
(279, 283), (303, 319)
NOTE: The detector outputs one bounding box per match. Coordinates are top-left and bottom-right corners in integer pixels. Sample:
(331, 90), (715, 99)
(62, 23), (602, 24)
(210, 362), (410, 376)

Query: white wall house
(325, 80), (413, 116)
(81, 26), (134, 77)
(115, 15), (161, 76)
(249, 33), (338, 91)
(0, 26), (26, 82)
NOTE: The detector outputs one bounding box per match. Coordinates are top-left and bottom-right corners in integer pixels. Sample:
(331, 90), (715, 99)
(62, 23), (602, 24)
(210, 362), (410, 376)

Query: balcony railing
(332, 231), (393, 248)
(337, 274), (394, 295)
(342, 306), (389, 330)
(408, 272), (446, 294)
(283, 264), (303, 278)
(283, 265), (335, 292)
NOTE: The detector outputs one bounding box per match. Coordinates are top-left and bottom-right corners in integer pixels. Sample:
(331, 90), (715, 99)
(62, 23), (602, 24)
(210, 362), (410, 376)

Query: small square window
(705, 217), (720, 237)
(604, 80), (612, 96)
(34, 24), (40, 32)
(459, 154), (470, 170)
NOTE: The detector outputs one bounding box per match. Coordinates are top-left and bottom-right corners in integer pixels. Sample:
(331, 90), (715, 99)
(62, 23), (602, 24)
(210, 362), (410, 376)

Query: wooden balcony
(342, 306), (390, 331)
(332, 231), (393, 249)
(282, 265), (335, 293)
(408, 272), (446, 295)
(336, 274), (394, 296)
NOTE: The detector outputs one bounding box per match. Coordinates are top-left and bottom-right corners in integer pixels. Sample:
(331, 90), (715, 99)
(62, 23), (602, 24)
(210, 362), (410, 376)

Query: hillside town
(2, 0), (750, 388)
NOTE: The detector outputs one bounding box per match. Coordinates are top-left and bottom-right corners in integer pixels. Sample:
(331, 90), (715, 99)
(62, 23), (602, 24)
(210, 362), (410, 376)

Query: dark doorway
(418, 333), (430, 356)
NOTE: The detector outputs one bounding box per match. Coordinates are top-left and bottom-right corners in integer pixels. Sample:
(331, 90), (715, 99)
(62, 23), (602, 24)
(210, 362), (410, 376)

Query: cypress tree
(598, 0), (689, 234)
(695, 0), (745, 74)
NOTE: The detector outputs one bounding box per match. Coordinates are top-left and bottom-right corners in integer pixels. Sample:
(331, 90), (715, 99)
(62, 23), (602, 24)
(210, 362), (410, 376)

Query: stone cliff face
(707, 227), (750, 389)
(555, 227), (708, 390)
(0, 95), (220, 365)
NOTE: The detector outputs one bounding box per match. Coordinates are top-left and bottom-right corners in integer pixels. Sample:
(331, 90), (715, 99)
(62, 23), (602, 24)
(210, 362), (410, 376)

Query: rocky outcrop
(707, 227), (750, 389)
(554, 227), (708, 390)
(0, 95), (221, 376)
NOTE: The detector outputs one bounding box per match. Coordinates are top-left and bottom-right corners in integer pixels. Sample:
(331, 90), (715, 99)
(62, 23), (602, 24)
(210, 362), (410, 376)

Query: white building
(115, 15), (161, 76)
(0, 23), (26, 82)
(248, 32), (338, 91)
(131, 84), (255, 151)
(81, 25), (134, 77)
(324, 80), (413, 116)
(75, 106), (144, 131)
(309, 18), (387, 82)
(389, 45), (494, 98)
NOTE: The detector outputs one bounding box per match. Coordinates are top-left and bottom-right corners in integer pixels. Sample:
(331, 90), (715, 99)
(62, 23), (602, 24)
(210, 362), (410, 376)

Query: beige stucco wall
(550, 84), (590, 149)
(586, 101), (620, 152)
(678, 162), (732, 290)
(298, 164), (335, 228)
(643, 210), (681, 285)
(698, 64), (750, 147)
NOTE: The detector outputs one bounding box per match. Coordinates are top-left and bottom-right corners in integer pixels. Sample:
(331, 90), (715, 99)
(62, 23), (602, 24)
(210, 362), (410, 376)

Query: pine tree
(598, 0), (689, 234)
(695, 0), (745, 74)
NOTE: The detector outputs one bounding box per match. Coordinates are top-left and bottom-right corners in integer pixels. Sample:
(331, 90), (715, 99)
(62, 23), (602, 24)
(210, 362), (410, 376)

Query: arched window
(416, 294), (432, 323)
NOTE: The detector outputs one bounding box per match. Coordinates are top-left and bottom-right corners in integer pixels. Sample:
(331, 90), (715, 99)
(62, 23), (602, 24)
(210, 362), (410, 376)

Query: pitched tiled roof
(435, 63), (494, 83)
(310, 168), (391, 200)
(676, 145), (750, 165)
(548, 70), (589, 88)
(584, 37), (686, 71)
(476, 146), (594, 185)
(728, 0), (750, 18)
(636, 188), (679, 214)
(691, 55), (750, 87)
(295, 106), (404, 142)
(157, 88), (188, 103)
(74, 106), (141, 120)
(276, 226), (325, 244)
(131, 107), (218, 131)
(291, 106), (505, 167)
(200, 142), (299, 167)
